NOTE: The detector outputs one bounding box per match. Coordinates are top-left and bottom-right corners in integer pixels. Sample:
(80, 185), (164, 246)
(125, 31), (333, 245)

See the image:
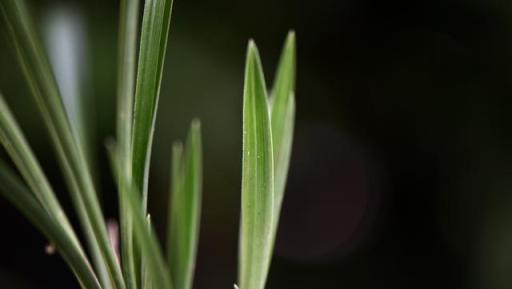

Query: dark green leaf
(131, 0), (174, 210)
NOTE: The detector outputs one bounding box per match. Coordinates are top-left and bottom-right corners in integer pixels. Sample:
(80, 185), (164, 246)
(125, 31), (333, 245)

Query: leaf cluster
(0, 1), (295, 289)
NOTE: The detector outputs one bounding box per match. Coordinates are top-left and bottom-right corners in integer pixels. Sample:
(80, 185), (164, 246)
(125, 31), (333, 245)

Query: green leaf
(107, 145), (174, 289)
(168, 120), (202, 289)
(131, 0), (174, 210)
(238, 41), (275, 289)
(0, 94), (81, 249)
(141, 214), (153, 289)
(116, 0), (141, 288)
(270, 31), (296, 216)
(117, 0), (140, 167)
(266, 32), (296, 270)
(130, 0), (173, 284)
(0, 159), (101, 289)
(0, 1), (125, 289)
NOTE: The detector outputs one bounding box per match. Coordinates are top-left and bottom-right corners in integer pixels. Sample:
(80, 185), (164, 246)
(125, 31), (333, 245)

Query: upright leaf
(270, 31), (296, 215)
(238, 42), (274, 289)
(141, 214), (153, 289)
(130, 0), (173, 284)
(117, 0), (140, 165)
(168, 120), (202, 289)
(116, 0), (140, 288)
(107, 147), (174, 289)
(131, 0), (174, 210)
(267, 31), (296, 261)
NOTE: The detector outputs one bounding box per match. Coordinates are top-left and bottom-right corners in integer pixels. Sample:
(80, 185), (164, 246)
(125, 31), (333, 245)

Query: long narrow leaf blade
(270, 31), (296, 211)
(116, 0), (141, 288)
(238, 41), (274, 289)
(0, 94), (80, 248)
(107, 148), (174, 289)
(272, 92), (294, 214)
(0, 160), (101, 289)
(168, 120), (202, 289)
(141, 214), (153, 289)
(131, 0), (174, 210)
(117, 0), (140, 165)
(130, 0), (173, 284)
(267, 32), (296, 264)
(0, 2), (125, 289)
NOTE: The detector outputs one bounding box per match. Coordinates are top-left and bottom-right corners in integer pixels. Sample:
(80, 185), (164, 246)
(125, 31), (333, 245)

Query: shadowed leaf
(0, 159), (101, 289)
(168, 120), (202, 289)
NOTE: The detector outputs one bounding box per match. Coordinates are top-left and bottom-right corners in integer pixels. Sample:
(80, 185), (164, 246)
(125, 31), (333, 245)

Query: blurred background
(2, 0), (512, 288)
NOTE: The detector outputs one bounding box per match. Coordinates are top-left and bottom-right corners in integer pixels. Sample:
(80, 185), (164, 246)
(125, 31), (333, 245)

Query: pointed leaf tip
(190, 118), (201, 132)
(239, 38), (274, 289)
(248, 39), (256, 48)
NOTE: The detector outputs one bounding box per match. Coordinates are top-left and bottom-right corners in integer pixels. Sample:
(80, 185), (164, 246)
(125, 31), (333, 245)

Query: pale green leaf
(238, 41), (275, 289)
(270, 31), (296, 216)
(266, 32), (296, 271)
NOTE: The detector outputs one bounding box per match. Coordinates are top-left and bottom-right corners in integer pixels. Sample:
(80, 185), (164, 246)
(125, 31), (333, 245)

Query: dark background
(2, 0), (512, 288)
